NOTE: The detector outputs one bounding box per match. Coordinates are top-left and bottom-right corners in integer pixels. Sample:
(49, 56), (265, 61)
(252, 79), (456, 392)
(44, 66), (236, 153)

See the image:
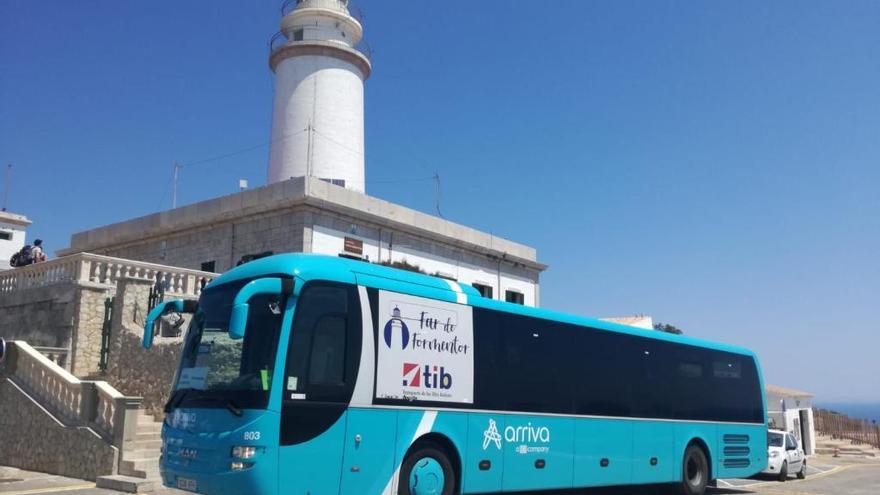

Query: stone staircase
(0, 340), (165, 494)
(96, 410), (163, 492)
(815, 434), (879, 458)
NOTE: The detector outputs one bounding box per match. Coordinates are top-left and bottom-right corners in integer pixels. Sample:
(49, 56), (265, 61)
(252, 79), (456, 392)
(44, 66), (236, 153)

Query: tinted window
(308, 315), (347, 386)
(632, 340), (674, 418)
(450, 306), (763, 424)
(572, 328), (635, 417)
(284, 283), (360, 402)
(473, 309), (572, 413)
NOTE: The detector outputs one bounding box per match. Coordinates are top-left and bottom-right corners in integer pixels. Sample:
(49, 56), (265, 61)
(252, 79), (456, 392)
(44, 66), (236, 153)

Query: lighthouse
(267, 0), (371, 192)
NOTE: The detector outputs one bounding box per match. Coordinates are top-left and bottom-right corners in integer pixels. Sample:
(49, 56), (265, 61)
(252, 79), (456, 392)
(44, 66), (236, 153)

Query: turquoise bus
(144, 254), (767, 495)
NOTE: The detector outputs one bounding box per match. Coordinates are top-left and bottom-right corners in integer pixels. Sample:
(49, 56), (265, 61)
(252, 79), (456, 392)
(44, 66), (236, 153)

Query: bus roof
(208, 253), (756, 358)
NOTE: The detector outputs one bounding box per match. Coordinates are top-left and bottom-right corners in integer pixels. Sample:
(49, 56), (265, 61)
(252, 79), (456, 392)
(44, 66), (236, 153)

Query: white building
(0, 210), (31, 270)
(766, 384), (816, 456)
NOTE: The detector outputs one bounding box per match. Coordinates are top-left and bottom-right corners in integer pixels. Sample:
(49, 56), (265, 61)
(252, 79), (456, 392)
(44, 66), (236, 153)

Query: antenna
(433, 172), (444, 219)
(2, 164), (11, 212)
(172, 162), (182, 209)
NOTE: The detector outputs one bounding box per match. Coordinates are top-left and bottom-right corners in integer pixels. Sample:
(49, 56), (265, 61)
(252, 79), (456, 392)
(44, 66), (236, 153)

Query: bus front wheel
(677, 444), (709, 495)
(398, 443), (457, 495)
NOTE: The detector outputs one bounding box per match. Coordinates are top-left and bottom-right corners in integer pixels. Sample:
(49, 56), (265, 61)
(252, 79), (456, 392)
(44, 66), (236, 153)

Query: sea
(816, 402), (880, 424)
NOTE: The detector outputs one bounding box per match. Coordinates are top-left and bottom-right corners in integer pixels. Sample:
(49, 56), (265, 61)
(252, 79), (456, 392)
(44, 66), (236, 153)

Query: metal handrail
(269, 31), (372, 62)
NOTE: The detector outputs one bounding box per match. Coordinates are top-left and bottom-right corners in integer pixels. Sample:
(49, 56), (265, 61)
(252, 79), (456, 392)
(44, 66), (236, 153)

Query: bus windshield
(171, 279), (286, 410)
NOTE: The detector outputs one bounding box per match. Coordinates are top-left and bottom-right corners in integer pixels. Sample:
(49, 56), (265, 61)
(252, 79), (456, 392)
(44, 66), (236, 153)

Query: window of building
(293, 29), (304, 41)
(200, 261), (216, 273)
(472, 283), (493, 299)
(505, 290), (524, 305)
(0, 231), (11, 241)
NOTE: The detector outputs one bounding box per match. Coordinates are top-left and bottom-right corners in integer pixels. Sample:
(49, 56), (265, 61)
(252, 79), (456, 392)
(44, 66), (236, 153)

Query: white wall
(268, 56), (366, 191)
(0, 221), (27, 269)
(310, 225), (538, 306)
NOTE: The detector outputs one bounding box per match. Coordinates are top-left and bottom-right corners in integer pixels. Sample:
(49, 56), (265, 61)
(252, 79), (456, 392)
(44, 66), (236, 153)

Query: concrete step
(121, 458), (160, 477)
(124, 449), (161, 461)
(136, 422), (163, 434)
(136, 431), (162, 442)
(96, 475), (155, 493)
(133, 439), (163, 450)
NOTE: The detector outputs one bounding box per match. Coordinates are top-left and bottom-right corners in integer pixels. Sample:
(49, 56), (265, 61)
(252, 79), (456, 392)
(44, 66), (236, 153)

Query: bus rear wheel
(677, 444), (709, 495)
(398, 443), (457, 495)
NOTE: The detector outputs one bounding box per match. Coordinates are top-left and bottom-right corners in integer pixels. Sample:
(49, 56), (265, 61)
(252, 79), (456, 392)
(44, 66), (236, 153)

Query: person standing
(30, 239), (47, 263)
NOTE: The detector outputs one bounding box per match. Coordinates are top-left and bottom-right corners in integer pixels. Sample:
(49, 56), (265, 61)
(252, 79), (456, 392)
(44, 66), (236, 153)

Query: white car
(763, 429), (806, 481)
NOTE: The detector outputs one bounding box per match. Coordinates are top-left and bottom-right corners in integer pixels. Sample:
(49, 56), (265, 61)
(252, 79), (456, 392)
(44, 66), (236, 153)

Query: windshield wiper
(225, 399), (243, 417)
(164, 388), (193, 414)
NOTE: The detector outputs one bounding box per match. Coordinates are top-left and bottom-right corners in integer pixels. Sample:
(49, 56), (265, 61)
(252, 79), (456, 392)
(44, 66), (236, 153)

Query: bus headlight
(230, 461), (254, 471)
(231, 446), (257, 459)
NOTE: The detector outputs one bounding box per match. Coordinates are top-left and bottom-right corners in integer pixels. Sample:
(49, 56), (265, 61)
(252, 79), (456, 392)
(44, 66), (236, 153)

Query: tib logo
(383, 306), (410, 349)
(483, 419), (503, 450)
(402, 363), (453, 389)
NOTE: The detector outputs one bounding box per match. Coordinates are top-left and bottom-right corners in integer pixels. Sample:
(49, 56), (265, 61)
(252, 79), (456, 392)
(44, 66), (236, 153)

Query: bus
(144, 254), (767, 495)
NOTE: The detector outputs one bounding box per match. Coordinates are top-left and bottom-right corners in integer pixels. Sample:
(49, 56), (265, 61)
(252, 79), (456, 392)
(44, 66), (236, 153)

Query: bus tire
(677, 444), (709, 495)
(398, 442), (457, 495)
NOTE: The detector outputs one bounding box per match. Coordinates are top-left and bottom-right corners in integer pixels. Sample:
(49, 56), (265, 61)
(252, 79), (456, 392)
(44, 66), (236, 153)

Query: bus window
(307, 315), (347, 386)
(283, 283), (360, 402)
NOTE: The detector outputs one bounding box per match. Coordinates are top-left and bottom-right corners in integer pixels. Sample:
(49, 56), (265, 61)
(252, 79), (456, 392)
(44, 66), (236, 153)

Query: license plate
(177, 477), (197, 491)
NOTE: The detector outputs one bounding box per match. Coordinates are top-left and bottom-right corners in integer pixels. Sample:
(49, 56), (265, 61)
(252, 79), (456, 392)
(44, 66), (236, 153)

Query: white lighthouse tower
(267, 0), (371, 192)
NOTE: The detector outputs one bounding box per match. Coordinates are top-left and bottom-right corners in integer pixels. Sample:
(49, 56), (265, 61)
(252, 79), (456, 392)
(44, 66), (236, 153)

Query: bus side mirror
(143, 299), (198, 348)
(228, 278), (294, 340)
(0, 337), (7, 364)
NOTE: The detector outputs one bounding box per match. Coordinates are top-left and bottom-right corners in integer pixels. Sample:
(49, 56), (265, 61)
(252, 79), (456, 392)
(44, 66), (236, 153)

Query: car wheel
(677, 444), (709, 495)
(778, 461), (788, 482)
(797, 461), (806, 480)
(398, 442), (457, 495)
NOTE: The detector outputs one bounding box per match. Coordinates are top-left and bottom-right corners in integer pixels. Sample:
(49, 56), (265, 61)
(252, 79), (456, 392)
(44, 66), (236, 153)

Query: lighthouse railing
(269, 31), (372, 62)
(281, 0), (365, 24)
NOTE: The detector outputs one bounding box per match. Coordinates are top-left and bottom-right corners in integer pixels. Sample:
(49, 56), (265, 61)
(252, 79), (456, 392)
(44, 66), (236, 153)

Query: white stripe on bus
(442, 279), (467, 304)
(382, 410), (438, 494)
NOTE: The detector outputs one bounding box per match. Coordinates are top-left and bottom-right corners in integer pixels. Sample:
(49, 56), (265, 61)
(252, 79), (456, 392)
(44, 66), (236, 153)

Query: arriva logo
(383, 306), (410, 349)
(481, 419), (551, 452)
(483, 419), (502, 450)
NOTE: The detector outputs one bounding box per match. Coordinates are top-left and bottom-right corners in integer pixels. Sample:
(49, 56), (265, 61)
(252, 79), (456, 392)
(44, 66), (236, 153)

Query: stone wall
(0, 282), (114, 376)
(0, 377), (118, 481)
(72, 286), (113, 377)
(91, 210), (306, 274)
(105, 277), (188, 419)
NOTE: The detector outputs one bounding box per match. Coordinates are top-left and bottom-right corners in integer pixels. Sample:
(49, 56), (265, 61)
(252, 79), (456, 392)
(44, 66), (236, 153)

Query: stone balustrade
(32, 346), (70, 369)
(12, 340), (84, 425)
(0, 252), (217, 297)
(4, 341), (143, 452)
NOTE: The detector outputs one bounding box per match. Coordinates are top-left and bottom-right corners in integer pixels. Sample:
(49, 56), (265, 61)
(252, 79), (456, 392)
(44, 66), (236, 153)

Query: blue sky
(2, 1), (878, 402)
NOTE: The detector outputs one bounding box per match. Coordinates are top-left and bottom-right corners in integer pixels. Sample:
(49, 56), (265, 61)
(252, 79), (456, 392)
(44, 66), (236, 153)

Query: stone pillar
(70, 285), (113, 377)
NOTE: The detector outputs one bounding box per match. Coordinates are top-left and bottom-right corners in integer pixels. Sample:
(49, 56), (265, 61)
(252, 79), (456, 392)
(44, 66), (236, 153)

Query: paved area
(2, 456), (878, 494)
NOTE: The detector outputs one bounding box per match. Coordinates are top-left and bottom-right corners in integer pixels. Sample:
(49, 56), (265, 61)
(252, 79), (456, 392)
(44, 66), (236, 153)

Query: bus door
(278, 283), (362, 494)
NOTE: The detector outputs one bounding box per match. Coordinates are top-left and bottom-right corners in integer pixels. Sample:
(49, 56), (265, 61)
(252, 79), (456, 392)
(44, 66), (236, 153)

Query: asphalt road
(2, 458), (878, 495)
